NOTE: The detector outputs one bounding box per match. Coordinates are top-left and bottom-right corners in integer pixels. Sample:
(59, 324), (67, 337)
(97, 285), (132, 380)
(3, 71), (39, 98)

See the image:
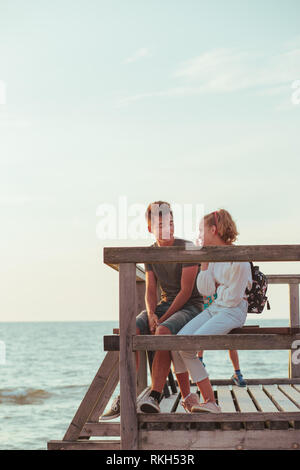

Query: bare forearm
(158, 290), (192, 324)
(145, 290), (157, 315)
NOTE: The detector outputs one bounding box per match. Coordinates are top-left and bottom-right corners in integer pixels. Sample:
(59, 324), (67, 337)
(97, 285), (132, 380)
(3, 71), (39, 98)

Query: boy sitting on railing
(100, 201), (204, 419)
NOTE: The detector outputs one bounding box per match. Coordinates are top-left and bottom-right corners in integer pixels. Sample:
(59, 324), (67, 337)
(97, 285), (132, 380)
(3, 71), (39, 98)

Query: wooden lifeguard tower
(48, 245), (300, 450)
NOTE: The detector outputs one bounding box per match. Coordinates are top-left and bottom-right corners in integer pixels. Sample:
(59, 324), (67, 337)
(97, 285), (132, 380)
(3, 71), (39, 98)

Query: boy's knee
(155, 325), (171, 335)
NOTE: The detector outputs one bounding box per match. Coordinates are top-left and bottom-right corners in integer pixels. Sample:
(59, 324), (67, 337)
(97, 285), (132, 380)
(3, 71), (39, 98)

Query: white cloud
(118, 40), (300, 105)
(122, 47), (151, 64)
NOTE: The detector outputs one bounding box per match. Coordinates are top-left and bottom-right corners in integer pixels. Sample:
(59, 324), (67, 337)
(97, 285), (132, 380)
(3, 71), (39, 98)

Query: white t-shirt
(197, 262), (253, 308)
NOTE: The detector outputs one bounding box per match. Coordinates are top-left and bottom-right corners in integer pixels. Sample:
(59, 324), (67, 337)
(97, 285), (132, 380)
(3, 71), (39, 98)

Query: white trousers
(171, 300), (248, 383)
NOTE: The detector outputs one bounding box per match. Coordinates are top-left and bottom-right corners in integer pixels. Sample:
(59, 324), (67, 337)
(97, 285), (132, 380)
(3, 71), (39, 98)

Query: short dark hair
(145, 201), (173, 225)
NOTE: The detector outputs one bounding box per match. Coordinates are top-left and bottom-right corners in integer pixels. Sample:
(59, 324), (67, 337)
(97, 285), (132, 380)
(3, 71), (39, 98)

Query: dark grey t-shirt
(144, 237), (203, 311)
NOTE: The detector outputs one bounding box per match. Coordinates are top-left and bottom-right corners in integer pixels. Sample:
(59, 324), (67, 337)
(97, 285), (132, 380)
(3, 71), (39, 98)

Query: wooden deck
(47, 244), (300, 450)
(48, 378), (300, 450)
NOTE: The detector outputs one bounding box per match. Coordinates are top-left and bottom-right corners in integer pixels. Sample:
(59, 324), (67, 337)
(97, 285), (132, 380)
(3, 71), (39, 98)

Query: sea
(0, 318), (293, 450)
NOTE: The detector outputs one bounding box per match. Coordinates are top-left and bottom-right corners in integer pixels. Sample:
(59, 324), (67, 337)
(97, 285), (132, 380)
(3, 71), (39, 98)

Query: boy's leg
(140, 306), (202, 412)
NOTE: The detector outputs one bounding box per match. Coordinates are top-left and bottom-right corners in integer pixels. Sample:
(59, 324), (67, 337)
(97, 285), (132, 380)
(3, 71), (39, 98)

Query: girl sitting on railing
(171, 209), (252, 413)
(198, 292), (247, 387)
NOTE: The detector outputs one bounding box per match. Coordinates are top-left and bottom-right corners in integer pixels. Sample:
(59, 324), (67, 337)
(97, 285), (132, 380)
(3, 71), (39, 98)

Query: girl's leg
(196, 377), (215, 402)
(229, 350), (240, 370)
(179, 304), (247, 397)
(229, 349), (247, 387)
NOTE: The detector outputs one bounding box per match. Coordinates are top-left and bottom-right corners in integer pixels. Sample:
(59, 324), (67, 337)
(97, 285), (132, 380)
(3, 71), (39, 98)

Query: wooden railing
(103, 244), (300, 450)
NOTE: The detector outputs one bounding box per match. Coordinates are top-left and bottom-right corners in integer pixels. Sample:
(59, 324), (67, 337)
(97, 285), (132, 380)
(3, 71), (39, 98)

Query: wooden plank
(230, 327), (300, 334)
(48, 440), (121, 450)
(81, 422), (120, 437)
(63, 351), (119, 441)
(104, 244), (300, 264)
(278, 384), (300, 408)
(138, 429), (300, 450)
(105, 262), (145, 282)
(263, 385), (300, 412)
(159, 393), (179, 413)
(216, 386), (236, 412)
(247, 385), (287, 430)
(119, 263), (138, 450)
(267, 275), (300, 284)
(113, 327), (300, 335)
(289, 284), (300, 379)
(132, 334), (300, 351)
(210, 378), (300, 386)
(104, 334), (300, 351)
(135, 281), (148, 395)
(106, 261), (300, 285)
(216, 386), (240, 430)
(231, 385), (263, 430)
(138, 411), (300, 424)
(88, 360), (119, 422)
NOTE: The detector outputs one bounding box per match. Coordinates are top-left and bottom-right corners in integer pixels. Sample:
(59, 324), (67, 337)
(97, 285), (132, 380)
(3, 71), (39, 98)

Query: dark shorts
(136, 301), (202, 335)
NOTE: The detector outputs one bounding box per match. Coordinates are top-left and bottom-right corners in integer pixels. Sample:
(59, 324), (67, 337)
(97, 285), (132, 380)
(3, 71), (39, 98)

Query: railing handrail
(106, 262), (300, 284)
(104, 244), (300, 264)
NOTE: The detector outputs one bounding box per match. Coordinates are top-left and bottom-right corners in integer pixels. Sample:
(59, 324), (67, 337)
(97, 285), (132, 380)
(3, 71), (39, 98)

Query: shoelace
(111, 397), (120, 411)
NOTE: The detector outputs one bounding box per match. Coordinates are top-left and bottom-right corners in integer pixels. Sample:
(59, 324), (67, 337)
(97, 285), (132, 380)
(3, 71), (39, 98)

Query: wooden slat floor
(48, 380), (300, 449)
(139, 382), (300, 431)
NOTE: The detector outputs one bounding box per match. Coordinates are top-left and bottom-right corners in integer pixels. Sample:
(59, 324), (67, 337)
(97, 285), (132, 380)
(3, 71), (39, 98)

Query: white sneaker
(139, 395), (160, 413)
(191, 400), (221, 413)
(181, 393), (201, 413)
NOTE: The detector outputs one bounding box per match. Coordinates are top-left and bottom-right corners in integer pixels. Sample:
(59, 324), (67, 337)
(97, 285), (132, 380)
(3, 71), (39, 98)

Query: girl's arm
(216, 262), (251, 307)
(197, 263), (216, 296)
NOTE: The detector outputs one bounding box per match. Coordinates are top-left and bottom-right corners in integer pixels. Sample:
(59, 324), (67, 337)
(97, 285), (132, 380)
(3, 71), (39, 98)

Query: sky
(0, 0), (299, 322)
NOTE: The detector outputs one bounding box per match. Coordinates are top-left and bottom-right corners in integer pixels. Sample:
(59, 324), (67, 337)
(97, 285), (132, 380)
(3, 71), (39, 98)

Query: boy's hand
(148, 313), (159, 334)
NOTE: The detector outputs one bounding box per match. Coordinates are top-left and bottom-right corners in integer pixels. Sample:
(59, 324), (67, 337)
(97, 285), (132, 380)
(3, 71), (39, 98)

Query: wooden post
(136, 281), (148, 395)
(119, 263), (138, 450)
(289, 283), (300, 378)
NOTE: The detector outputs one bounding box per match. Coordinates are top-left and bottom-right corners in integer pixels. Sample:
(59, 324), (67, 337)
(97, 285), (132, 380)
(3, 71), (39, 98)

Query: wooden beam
(119, 263), (138, 450)
(48, 440), (121, 450)
(62, 351), (119, 441)
(103, 333), (300, 351)
(134, 334), (300, 351)
(138, 411), (300, 424)
(104, 244), (300, 264)
(267, 275), (300, 284)
(289, 284), (300, 379)
(80, 422), (120, 437)
(106, 262), (145, 282)
(136, 281), (148, 394)
(138, 429), (300, 450)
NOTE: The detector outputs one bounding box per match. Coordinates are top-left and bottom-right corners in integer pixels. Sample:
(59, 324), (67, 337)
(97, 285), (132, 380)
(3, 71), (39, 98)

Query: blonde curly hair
(204, 209), (239, 244)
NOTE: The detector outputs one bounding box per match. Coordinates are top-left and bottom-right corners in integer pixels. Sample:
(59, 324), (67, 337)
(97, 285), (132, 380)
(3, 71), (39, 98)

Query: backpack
(246, 262), (271, 314)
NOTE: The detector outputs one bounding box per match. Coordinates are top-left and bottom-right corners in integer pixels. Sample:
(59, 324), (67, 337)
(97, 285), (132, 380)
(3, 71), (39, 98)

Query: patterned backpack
(246, 262), (271, 314)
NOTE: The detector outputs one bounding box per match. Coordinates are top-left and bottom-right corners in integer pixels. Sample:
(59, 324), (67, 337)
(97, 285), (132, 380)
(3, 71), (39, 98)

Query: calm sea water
(0, 318), (291, 450)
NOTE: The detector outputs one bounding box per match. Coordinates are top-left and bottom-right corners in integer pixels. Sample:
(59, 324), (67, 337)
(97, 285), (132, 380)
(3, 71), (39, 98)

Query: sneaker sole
(140, 404), (160, 413)
(99, 414), (120, 421)
(191, 406), (221, 414)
